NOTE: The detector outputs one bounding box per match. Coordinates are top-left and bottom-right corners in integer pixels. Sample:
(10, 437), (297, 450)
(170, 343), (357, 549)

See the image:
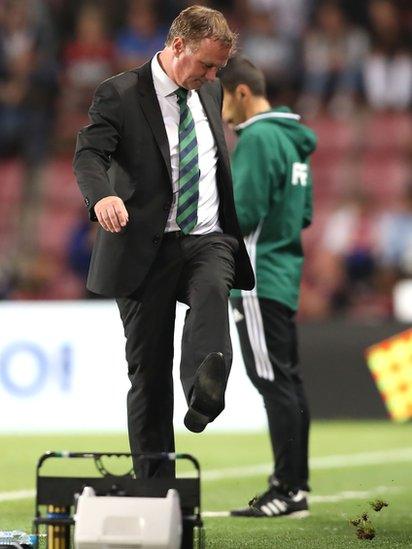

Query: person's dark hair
(166, 5), (237, 51)
(219, 55), (266, 97)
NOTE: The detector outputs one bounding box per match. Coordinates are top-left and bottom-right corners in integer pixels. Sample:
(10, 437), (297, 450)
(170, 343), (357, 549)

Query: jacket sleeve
(231, 130), (279, 236)
(73, 80), (124, 220)
(303, 162), (313, 229)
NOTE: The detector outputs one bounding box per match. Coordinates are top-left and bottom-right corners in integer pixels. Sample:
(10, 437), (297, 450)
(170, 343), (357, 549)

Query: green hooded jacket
(230, 107), (317, 310)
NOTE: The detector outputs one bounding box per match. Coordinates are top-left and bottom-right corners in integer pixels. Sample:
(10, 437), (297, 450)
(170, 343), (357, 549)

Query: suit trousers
(116, 232), (237, 477)
(231, 296), (310, 492)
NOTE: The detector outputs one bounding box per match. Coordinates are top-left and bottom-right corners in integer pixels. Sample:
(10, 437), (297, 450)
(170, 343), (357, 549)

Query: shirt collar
(151, 52), (179, 98)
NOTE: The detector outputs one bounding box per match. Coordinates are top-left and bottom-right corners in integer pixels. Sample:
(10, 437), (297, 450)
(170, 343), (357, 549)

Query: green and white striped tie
(175, 87), (200, 234)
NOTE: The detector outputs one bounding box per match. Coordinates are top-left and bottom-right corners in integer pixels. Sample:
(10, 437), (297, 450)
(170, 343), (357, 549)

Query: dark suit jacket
(73, 60), (255, 297)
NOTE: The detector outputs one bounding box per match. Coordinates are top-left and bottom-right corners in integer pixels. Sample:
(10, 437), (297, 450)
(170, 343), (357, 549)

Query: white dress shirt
(151, 53), (222, 234)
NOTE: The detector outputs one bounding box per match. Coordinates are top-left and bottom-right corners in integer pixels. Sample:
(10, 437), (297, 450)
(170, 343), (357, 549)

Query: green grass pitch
(1, 421), (411, 548)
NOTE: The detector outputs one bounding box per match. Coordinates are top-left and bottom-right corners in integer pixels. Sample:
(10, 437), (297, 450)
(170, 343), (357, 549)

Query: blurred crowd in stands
(0, 0), (411, 319)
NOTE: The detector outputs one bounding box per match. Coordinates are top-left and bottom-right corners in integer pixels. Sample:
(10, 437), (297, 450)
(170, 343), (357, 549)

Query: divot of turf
(369, 498), (389, 512)
(349, 499), (389, 540)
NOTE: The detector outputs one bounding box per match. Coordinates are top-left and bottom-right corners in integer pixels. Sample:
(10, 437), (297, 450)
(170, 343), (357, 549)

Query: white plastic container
(74, 487), (182, 549)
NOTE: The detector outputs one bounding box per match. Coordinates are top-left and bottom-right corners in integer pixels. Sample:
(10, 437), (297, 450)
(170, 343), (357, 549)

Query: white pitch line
(311, 447), (412, 469)
(308, 485), (402, 503)
(199, 446), (412, 481)
(0, 448), (411, 504)
(203, 486), (403, 517)
(0, 489), (35, 502)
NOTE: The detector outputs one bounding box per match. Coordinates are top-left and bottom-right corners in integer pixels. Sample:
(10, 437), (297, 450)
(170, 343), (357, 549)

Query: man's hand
(94, 196), (129, 233)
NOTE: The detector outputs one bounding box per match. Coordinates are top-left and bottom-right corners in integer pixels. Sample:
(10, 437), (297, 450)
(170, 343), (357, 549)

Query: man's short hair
(166, 5), (237, 51)
(219, 55), (266, 97)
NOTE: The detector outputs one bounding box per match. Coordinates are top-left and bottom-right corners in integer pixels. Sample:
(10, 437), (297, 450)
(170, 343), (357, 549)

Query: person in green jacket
(220, 56), (317, 518)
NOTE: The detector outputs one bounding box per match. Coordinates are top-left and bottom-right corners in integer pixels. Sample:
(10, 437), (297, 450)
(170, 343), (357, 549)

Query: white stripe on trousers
(241, 223), (274, 381)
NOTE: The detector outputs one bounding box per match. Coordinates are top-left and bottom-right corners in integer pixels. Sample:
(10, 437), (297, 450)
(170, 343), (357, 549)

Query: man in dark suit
(73, 5), (254, 477)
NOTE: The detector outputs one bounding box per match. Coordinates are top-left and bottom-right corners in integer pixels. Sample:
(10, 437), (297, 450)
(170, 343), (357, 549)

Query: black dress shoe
(184, 352), (226, 433)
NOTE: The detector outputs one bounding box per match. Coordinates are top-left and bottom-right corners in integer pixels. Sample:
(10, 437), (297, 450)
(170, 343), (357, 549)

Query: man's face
(222, 87), (246, 127)
(172, 37), (231, 90)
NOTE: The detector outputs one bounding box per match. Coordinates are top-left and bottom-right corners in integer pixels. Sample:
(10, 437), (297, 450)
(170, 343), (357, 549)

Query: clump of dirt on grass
(369, 499), (389, 512)
(349, 499), (389, 540)
(356, 523), (376, 540)
(349, 512), (375, 540)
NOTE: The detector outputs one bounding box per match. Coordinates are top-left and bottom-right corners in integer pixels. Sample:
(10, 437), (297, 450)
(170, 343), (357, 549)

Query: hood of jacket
(235, 106), (317, 158)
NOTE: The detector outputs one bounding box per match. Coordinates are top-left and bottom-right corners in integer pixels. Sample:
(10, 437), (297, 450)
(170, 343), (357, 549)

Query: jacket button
(153, 234), (161, 245)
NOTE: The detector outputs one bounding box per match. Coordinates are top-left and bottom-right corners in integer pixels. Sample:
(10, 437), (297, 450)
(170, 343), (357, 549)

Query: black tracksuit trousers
(231, 296), (310, 492)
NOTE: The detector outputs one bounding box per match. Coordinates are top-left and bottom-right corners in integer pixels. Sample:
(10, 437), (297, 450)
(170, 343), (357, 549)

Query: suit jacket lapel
(198, 86), (231, 175)
(136, 62), (173, 183)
